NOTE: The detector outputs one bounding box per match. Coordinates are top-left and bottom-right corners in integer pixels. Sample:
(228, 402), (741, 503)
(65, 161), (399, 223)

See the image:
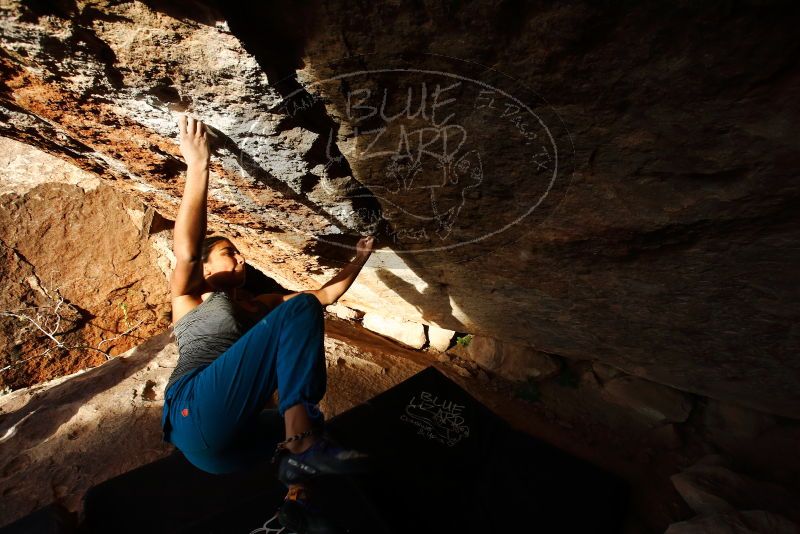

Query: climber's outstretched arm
(170, 115), (210, 298)
(313, 235), (375, 305)
(255, 236), (375, 308)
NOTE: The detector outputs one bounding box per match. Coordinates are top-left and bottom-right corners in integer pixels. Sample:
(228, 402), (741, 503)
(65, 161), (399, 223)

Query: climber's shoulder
(169, 256), (205, 299)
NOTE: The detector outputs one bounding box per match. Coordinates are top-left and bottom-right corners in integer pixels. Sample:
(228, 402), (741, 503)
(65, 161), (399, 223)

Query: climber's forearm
(317, 255), (369, 305)
(173, 163), (209, 261)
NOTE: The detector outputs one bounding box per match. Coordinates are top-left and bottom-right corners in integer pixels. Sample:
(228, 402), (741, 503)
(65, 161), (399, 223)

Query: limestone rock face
(0, 0), (798, 419)
(295, 1), (800, 419)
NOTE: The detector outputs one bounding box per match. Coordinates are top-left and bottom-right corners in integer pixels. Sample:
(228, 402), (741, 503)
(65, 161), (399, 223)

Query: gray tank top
(164, 291), (256, 395)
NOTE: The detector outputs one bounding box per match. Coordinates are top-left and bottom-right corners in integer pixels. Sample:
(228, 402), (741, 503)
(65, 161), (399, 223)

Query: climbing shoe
(278, 484), (344, 534)
(274, 435), (370, 486)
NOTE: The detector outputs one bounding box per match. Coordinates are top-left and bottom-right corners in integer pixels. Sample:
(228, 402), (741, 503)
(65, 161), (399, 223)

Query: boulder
(665, 511), (800, 534)
(704, 399), (778, 441)
(0, 330), (177, 527)
(647, 423), (683, 450)
(671, 456), (800, 523)
(592, 361), (624, 383)
(427, 325), (456, 352)
(361, 313), (426, 349)
(463, 335), (560, 382)
(0, 172), (174, 390)
(325, 303), (365, 321)
(601, 376), (693, 425)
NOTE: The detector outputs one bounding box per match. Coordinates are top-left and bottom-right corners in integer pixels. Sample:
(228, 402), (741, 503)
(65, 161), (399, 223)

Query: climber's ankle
(284, 433), (318, 454)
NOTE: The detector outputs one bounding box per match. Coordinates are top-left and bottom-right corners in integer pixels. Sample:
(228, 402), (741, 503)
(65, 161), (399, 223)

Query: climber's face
(203, 239), (246, 289)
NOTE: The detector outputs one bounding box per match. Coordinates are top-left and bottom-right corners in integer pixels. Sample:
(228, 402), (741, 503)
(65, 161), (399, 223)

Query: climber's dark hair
(201, 235), (231, 263)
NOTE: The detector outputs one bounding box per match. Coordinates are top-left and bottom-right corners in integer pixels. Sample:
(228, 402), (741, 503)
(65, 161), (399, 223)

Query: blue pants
(161, 293), (327, 475)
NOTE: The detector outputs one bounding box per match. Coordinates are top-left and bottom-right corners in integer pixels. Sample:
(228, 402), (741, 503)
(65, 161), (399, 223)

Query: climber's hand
(355, 235), (376, 259)
(178, 115), (210, 168)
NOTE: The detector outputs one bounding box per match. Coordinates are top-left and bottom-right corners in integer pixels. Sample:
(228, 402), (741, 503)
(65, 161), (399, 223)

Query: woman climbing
(160, 114), (374, 534)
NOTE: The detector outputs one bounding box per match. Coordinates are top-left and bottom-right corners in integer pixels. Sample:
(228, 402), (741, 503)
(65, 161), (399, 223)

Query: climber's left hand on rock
(355, 235), (376, 259)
